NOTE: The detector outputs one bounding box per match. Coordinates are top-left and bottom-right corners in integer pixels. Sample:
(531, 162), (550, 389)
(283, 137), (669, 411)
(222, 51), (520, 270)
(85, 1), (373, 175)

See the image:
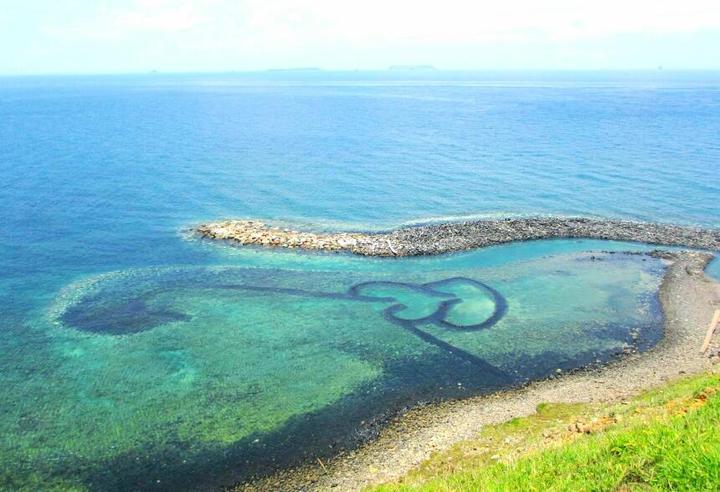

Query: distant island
(266, 67), (322, 72)
(389, 65), (437, 71)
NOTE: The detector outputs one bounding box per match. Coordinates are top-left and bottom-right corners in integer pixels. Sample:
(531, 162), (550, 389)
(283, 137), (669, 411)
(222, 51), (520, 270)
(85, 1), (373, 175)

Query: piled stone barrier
(197, 217), (720, 257)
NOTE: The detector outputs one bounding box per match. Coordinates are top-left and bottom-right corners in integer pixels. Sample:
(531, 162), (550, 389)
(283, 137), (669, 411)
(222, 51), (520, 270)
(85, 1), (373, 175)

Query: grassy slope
(374, 370), (720, 491)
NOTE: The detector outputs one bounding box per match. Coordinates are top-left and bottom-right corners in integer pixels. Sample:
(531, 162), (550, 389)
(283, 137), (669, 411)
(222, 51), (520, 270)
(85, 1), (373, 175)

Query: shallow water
(0, 72), (718, 489)
(5, 245), (663, 490)
(708, 256), (720, 280)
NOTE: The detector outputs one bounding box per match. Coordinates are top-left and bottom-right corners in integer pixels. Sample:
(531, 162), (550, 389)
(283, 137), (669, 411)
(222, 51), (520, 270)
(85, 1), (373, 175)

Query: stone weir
(196, 217), (720, 257)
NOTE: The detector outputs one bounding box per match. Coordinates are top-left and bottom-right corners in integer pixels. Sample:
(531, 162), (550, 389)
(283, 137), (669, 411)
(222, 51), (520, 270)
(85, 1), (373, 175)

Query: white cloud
(46, 0), (213, 40)
(27, 0), (720, 72)
(47, 0), (720, 45)
(233, 0), (720, 45)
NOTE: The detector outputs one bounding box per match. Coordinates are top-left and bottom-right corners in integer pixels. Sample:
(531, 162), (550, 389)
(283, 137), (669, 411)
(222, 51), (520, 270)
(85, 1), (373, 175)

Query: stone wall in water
(197, 217), (720, 256)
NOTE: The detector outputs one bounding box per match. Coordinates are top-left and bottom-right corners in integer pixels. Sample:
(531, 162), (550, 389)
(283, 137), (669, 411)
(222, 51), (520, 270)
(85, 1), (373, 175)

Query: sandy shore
(236, 251), (720, 491)
(197, 217), (720, 256)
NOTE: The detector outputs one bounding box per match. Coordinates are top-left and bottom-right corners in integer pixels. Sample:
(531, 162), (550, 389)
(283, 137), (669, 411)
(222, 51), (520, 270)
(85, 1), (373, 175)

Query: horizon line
(3, 67), (720, 78)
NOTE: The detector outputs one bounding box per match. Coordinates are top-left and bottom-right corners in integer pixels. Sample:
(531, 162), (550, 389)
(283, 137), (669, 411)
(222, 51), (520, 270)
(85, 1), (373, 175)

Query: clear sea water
(0, 71), (718, 490)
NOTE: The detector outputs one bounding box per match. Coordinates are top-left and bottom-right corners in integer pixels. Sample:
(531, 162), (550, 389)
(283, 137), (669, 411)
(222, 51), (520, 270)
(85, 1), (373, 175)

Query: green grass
(373, 371), (720, 491)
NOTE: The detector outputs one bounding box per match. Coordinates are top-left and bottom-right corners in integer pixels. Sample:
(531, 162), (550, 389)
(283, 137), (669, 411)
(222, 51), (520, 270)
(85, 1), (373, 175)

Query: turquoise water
(4, 244), (664, 490)
(708, 257), (720, 280)
(0, 72), (718, 490)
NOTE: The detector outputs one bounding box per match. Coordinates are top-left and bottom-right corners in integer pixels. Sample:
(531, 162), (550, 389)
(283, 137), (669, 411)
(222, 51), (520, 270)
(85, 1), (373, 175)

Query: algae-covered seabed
(0, 243), (664, 490)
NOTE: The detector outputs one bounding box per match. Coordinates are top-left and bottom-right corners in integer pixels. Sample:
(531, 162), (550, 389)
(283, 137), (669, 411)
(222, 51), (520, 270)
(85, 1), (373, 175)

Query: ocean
(0, 71), (718, 490)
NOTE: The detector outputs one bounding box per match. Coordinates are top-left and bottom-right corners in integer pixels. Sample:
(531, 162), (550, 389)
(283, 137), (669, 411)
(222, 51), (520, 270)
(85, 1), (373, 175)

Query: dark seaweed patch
(62, 296), (191, 335)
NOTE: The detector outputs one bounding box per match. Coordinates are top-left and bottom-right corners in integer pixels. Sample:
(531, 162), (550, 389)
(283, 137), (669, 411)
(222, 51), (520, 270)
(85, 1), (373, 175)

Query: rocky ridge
(196, 217), (720, 256)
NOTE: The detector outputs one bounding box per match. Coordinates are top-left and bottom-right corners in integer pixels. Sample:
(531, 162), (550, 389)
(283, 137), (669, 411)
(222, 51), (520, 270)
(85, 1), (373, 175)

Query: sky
(2, 0), (720, 75)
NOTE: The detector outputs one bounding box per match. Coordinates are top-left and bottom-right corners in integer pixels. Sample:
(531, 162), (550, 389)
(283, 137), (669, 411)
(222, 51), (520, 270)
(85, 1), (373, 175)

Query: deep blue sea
(0, 71), (718, 490)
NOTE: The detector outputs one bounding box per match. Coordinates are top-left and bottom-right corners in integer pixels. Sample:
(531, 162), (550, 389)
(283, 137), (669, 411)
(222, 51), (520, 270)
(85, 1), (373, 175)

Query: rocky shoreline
(196, 217), (720, 256)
